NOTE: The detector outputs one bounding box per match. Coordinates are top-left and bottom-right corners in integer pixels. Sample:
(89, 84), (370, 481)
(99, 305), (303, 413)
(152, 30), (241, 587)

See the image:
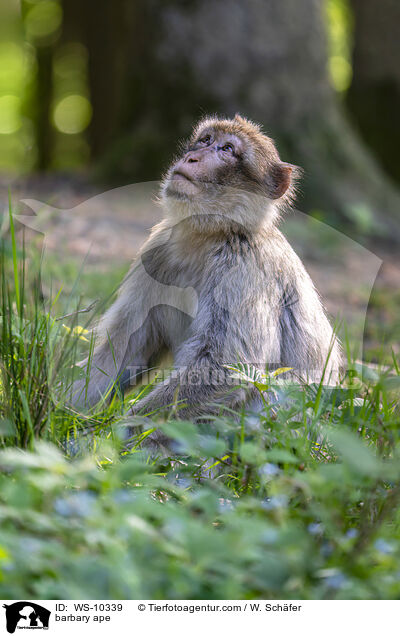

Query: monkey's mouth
(172, 170), (193, 182)
(166, 171), (218, 199)
(167, 171), (202, 198)
(171, 171), (213, 187)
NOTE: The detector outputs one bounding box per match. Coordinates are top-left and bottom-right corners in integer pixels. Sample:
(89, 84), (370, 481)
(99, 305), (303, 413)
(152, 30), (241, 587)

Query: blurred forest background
(0, 0), (399, 358)
(2, 1), (400, 603)
(0, 0), (400, 234)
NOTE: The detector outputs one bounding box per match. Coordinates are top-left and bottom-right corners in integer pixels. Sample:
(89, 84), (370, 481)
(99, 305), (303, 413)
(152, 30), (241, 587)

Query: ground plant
(0, 202), (399, 600)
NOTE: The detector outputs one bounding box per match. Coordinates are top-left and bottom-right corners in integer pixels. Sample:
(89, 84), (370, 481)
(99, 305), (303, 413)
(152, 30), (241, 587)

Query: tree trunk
(21, 0), (54, 171)
(347, 0), (400, 185)
(34, 46), (53, 170)
(90, 0), (400, 242)
(61, 0), (128, 160)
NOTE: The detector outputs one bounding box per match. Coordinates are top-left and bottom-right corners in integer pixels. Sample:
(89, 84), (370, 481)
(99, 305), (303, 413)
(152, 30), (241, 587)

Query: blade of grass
(8, 189), (20, 315)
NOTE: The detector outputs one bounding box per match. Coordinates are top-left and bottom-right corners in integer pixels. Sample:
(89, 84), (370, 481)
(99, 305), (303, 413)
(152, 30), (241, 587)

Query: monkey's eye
(220, 143), (235, 154)
(198, 135), (211, 144)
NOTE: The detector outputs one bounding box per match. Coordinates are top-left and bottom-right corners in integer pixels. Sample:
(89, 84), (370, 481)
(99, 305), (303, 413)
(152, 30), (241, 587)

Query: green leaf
(239, 442), (267, 466)
(325, 427), (381, 477)
(271, 367), (293, 377)
(265, 449), (300, 465)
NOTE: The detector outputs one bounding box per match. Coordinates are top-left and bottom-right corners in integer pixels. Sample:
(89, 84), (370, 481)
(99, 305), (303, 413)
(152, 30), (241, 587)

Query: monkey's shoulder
(261, 230), (315, 282)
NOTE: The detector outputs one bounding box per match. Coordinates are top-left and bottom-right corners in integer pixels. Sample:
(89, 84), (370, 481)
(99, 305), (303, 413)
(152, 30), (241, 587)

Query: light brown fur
(71, 115), (342, 419)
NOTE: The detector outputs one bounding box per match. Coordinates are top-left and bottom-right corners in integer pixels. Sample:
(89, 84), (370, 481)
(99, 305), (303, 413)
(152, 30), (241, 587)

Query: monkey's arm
(131, 259), (280, 417)
(70, 220), (199, 408)
(130, 308), (241, 418)
(70, 261), (164, 408)
(278, 254), (343, 382)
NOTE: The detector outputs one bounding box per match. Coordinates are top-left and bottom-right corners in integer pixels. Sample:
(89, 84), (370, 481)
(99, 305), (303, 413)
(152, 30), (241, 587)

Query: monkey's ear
(267, 162), (294, 199)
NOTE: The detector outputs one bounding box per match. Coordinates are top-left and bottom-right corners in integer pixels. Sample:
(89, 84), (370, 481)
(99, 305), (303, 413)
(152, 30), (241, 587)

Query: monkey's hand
(129, 360), (250, 420)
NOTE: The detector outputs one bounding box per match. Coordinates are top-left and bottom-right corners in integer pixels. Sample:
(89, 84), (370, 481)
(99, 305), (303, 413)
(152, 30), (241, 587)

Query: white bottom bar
(1, 599), (398, 635)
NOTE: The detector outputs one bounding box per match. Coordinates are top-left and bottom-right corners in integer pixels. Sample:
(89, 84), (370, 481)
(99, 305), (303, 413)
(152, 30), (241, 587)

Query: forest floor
(1, 176), (400, 601)
(2, 174), (399, 362)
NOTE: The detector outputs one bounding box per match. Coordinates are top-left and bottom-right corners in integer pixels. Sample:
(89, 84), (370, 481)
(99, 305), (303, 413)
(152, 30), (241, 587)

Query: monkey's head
(161, 114), (300, 232)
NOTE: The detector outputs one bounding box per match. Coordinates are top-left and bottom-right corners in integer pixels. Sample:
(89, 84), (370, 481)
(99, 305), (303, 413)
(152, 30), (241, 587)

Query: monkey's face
(161, 115), (298, 231)
(166, 129), (246, 199)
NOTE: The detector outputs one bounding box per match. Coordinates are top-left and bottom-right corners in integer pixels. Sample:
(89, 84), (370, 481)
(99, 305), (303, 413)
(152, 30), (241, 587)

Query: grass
(0, 200), (400, 599)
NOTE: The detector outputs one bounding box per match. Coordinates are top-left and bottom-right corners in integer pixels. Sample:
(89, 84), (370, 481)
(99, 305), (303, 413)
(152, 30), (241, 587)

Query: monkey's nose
(183, 150), (202, 163)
